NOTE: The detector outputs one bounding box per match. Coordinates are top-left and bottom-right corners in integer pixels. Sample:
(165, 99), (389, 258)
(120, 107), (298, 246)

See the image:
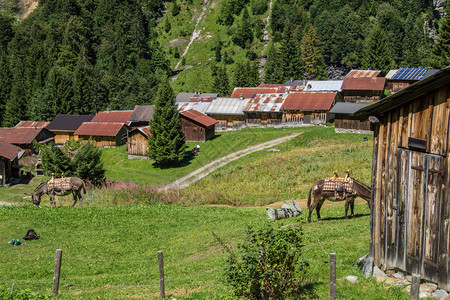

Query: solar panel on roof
(392, 68), (428, 80)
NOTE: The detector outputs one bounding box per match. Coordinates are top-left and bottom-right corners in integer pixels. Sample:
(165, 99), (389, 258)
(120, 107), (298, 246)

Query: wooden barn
(329, 102), (371, 133)
(0, 140), (25, 186)
(281, 92), (340, 124)
(127, 126), (150, 158)
(205, 97), (249, 130)
(385, 68), (439, 94)
(355, 67), (450, 290)
(46, 114), (94, 144)
(128, 105), (154, 128)
(74, 122), (128, 147)
(180, 109), (218, 142)
(243, 94), (285, 126)
(342, 69), (386, 102)
(0, 125), (54, 155)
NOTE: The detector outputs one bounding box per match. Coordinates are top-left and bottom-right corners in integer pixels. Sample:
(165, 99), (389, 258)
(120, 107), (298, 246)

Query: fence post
(158, 251), (165, 298)
(410, 273), (420, 300)
(53, 249), (63, 296)
(330, 253), (336, 300)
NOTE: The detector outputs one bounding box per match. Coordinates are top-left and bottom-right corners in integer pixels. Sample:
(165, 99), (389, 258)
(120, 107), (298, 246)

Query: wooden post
(410, 274), (420, 300)
(52, 249), (63, 296)
(10, 281), (14, 296)
(330, 253), (336, 300)
(158, 251), (165, 298)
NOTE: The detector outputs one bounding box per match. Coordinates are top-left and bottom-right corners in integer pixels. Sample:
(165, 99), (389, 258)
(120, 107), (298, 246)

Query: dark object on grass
(23, 229), (40, 240)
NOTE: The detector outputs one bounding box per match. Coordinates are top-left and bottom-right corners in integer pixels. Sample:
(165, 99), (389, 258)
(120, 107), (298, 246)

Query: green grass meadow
(0, 126), (410, 299)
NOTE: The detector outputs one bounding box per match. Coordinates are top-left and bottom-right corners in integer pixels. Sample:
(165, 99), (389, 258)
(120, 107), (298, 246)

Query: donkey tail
(82, 179), (86, 194)
(307, 186), (313, 210)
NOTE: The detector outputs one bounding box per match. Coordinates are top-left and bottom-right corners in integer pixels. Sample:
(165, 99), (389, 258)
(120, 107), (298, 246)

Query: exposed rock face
(434, 0), (446, 17)
(17, 0), (39, 20)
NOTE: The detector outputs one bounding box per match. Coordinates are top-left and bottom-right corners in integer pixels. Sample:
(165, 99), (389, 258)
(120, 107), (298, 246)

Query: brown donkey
(307, 179), (371, 223)
(25, 177), (86, 207)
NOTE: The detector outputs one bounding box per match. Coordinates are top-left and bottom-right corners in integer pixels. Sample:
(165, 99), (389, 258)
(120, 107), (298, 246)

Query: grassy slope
(157, 0), (269, 94)
(0, 204), (408, 299)
(101, 127), (306, 186)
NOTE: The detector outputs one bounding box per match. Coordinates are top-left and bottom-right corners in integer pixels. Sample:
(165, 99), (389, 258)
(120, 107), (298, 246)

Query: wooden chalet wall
(343, 90), (383, 102)
(209, 114), (245, 130)
(370, 82), (449, 290)
(245, 112), (282, 126)
(180, 118), (214, 142)
(53, 131), (74, 144)
(282, 111), (329, 124)
(334, 117), (371, 132)
(76, 127), (127, 148)
(127, 131), (148, 157)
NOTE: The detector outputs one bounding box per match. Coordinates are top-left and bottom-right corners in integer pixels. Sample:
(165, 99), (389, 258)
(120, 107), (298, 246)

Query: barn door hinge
(423, 260), (440, 269)
(411, 165), (424, 171)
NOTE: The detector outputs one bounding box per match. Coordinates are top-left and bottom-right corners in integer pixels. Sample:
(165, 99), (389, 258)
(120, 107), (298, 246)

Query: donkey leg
(308, 196), (320, 222)
(72, 190), (78, 207)
(316, 199), (324, 220)
(350, 198), (355, 218)
(344, 198), (350, 218)
(51, 194), (56, 207)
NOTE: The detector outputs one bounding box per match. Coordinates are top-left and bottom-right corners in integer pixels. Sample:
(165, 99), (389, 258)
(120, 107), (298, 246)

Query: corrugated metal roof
(181, 109), (218, 127)
(304, 80), (343, 92)
(354, 67), (450, 120)
(230, 87), (279, 98)
(0, 140), (22, 160)
(177, 101), (212, 114)
(129, 105), (154, 122)
(129, 126), (151, 137)
(281, 92), (337, 111)
(0, 127), (46, 144)
(74, 122), (125, 137)
(385, 69), (398, 79)
(329, 102), (372, 114)
(243, 94), (286, 113)
(91, 111), (134, 123)
(341, 77), (386, 91)
(391, 67), (440, 80)
(205, 98), (250, 115)
(176, 92), (218, 102)
(46, 115), (94, 131)
(346, 70), (381, 78)
(15, 121), (50, 128)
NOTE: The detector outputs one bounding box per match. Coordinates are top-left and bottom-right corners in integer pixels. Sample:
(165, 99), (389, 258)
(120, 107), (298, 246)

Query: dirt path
(162, 133), (302, 191)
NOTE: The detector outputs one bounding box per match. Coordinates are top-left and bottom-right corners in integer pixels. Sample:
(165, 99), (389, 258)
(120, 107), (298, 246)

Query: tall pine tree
(301, 25), (327, 80)
(431, 2), (450, 68)
(148, 76), (186, 166)
(212, 65), (231, 96)
(362, 26), (395, 74)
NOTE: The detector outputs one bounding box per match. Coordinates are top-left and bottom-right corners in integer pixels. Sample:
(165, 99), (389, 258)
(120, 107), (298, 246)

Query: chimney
(240, 93), (244, 100)
(303, 79), (306, 86)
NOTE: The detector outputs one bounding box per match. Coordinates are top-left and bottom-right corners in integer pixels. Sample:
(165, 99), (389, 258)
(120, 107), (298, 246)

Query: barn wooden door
(396, 149), (444, 282)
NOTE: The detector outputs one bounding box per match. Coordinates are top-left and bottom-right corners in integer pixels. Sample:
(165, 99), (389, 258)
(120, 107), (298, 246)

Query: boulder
(346, 275), (359, 283)
(373, 266), (387, 278)
(419, 292), (431, 298)
(432, 289), (449, 299)
(357, 253), (368, 267)
(362, 256), (374, 278)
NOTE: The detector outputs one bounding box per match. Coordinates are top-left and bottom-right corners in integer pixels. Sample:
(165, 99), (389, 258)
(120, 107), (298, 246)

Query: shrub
(224, 223), (308, 299)
(0, 287), (51, 299)
(71, 140), (105, 183)
(40, 143), (71, 175)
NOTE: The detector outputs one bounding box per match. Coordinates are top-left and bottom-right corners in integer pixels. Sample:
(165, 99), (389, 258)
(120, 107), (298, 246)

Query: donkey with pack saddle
(26, 176), (86, 207)
(307, 171), (371, 223)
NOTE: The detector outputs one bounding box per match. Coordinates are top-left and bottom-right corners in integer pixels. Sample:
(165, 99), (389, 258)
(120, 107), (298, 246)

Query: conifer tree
(362, 26), (395, 74)
(71, 140), (105, 183)
(301, 25), (327, 80)
(212, 65), (231, 96)
(264, 44), (283, 83)
(148, 76), (186, 166)
(431, 3), (450, 68)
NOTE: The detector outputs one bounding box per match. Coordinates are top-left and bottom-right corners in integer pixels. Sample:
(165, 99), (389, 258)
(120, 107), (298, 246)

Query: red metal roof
(0, 127), (45, 144)
(230, 87), (279, 98)
(74, 122), (125, 137)
(346, 70), (382, 78)
(91, 111), (134, 123)
(181, 109), (218, 127)
(15, 121), (50, 128)
(0, 140), (22, 160)
(281, 92), (337, 111)
(258, 83), (283, 88)
(341, 77), (386, 91)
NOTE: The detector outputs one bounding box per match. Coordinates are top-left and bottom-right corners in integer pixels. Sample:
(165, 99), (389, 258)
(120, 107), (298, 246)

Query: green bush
(224, 223), (308, 299)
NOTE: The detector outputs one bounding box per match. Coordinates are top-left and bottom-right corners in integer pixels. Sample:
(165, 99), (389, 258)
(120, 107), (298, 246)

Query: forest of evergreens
(0, 0), (449, 126)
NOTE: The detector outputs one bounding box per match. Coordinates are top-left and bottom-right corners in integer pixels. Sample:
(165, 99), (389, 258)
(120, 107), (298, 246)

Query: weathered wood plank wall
(371, 83), (449, 290)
